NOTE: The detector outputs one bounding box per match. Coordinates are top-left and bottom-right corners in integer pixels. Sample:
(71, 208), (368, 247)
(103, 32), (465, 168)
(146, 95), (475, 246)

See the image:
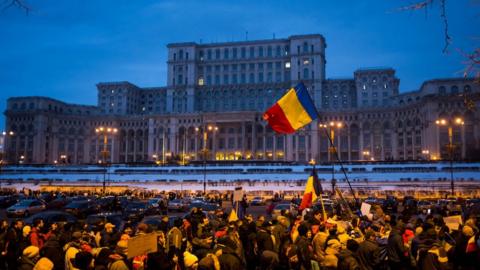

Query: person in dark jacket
(337, 239), (361, 270)
(41, 233), (64, 270)
(146, 232), (175, 270)
(216, 237), (245, 270)
(256, 221), (275, 253)
(99, 223), (118, 249)
(295, 224), (312, 270)
(357, 231), (381, 270)
(4, 220), (23, 270)
(387, 222), (409, 270)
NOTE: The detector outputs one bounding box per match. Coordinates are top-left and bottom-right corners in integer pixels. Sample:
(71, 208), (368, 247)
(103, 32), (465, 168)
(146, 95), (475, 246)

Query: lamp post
(362, 150), (371, 161)
(95, 126), (118, 194)
(196, 124), (218, 195)
(435, 117), (464, 197)
(320, 121), (343, 193)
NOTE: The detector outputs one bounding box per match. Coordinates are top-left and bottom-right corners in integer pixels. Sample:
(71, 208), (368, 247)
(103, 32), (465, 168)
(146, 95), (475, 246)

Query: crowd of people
(0, 195), (479, 270)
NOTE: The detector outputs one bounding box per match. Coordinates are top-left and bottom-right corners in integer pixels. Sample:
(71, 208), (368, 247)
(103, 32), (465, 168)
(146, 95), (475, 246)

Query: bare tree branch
(397, 0), (451, 53)
(1, 0), (31, 14)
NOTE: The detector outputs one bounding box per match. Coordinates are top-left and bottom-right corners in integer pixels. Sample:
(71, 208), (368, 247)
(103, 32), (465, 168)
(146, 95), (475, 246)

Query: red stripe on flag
(299, 192), (313, 211)
(263, 103), (295, 134)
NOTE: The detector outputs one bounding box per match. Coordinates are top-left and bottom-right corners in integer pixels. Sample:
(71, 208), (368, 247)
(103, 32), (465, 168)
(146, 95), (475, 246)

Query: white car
(7, 199), (46, 217)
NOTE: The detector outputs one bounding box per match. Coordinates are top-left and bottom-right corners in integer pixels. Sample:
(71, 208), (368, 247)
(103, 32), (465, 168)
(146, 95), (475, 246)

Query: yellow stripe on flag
(304, 175), (318, 203)
(277, 88), (313, 130)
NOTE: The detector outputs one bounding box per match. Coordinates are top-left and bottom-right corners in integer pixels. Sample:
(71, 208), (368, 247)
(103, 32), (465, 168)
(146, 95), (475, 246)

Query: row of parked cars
(1, 193), (222, 228)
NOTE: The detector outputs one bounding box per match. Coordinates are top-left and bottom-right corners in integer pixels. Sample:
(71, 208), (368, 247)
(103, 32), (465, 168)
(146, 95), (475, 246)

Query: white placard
(361, 202), (371, 216)
(233, 186), (243, 202)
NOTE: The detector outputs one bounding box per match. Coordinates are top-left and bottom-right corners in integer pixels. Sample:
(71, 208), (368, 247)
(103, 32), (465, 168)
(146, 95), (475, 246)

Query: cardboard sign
(233, 186), (243, 202)
(361, 202), (371, 216)
(127, 233), (158, 258)
(443, 215), (463, 231)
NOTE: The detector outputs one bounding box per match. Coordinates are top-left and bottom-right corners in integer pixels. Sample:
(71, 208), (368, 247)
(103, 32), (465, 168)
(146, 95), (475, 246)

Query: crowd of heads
(0, 191), (479, 270)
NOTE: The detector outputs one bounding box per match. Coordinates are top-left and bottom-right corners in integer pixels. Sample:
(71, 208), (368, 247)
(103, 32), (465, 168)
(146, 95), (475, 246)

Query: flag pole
(299, 82), (358, 206)
(309, 159), (327, 221)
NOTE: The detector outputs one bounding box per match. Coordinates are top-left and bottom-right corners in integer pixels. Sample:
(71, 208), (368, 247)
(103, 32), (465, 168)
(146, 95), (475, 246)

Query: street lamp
(95, 126), (118, 194)
(320, 121), (343, 193)
(196, 124), (218, 195)
(421, 150), (430, 160)
(435, 117), (464, 197)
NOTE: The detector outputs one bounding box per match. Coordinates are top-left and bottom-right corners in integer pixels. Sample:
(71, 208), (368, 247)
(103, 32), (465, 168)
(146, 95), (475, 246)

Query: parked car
(64, 200), (98, 218)
(0, 195), (19, 208)
(7, 199), (46, 217)
(148, 197), (168, 214)
(189, 201), (221, 212)
(24, 211), (77, 226)
(123, 202), (156, 221)
(250, 197), (266, 206)
(46, 196), (72, 210)
(417, 200), (433, 212)
(168, 199), (189, 212)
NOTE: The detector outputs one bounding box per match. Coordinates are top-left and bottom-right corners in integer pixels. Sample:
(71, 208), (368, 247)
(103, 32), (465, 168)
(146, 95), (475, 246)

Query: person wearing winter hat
(115, 240), (128, 257)
(198, 253), (220, 270)
(71, 251), (93, 270)
(33, 257), (54, 270)
(323, 239), (341, 269)
(18, 245), (40, 270)
(184, 251), (199, 269)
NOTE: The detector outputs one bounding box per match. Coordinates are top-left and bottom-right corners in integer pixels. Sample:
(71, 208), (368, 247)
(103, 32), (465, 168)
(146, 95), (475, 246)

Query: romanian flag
(263, 83), (318, 134)
(299, 167), (323, 210)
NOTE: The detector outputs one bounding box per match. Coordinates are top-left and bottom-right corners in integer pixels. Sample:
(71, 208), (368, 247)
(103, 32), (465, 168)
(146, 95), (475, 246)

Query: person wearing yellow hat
(18, 245), (40, 270)
(33, 257), (54, 270)
(184, 251), (199, 269)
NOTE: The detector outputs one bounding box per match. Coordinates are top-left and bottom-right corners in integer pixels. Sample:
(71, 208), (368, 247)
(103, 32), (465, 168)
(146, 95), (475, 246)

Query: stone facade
(3, 34), (480, 164)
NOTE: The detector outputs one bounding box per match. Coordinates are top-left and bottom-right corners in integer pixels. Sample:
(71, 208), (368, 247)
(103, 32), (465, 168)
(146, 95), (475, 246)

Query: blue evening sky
(0, 0), (478, 129)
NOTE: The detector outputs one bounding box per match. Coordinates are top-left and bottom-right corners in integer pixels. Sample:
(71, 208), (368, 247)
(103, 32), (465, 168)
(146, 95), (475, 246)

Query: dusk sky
(0, 0), (478, 129)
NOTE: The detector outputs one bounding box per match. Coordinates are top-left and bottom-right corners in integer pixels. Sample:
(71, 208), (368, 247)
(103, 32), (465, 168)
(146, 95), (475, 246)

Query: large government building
(3, 34), (480, 165)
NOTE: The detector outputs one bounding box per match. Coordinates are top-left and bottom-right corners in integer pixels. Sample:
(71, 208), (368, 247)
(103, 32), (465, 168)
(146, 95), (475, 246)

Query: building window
(241, 47), (246, 58)
(249, 47), (255, 58)
(303, 68), (309, 79)
(259, 72), (264, 83)
(285, 62), (291, 69)
(198, 77), (204, 86)
(215, 49), (220, 59)
(224, 48), (229, 59)
(249, 73), (255, 83)
(258, 47), (264, 57)
(207, 50), (212, 60)
(232, 48), (237, 59)
(267, 46), (272, 57)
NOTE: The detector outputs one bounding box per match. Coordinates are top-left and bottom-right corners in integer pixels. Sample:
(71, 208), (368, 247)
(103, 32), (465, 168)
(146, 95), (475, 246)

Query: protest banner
(127, 233), (158, 258)
(443, 215), (463, 231)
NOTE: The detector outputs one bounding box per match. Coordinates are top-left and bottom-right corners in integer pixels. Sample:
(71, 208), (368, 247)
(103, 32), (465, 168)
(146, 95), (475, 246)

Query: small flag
(263, 82), (318, 134)
(466, 236), (478, 253)
(228, 209), (238, 222)
(299, 167), (323, 210)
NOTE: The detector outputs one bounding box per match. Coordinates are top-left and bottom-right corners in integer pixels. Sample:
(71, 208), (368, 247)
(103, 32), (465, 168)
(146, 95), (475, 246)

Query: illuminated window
(198, 77), (204, 86)
(285, 62), (291, 69)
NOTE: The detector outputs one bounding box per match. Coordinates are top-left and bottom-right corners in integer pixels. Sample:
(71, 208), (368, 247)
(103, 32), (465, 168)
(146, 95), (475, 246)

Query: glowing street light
(95, 126), (118, 194)
(435, 117), (464, 196)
